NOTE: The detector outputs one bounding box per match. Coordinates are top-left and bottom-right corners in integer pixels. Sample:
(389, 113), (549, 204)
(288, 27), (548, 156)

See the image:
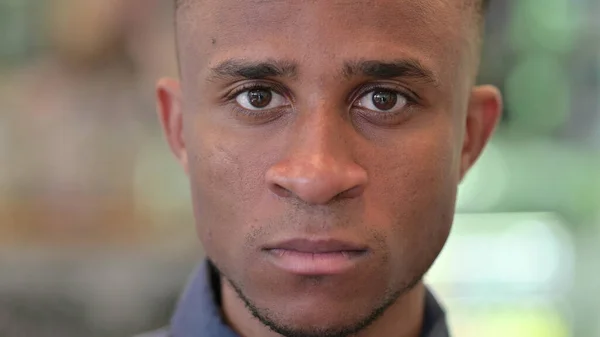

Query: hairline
(173, 0), (491, 78)
(173, 0), (491, 42)
(175, 0), (491, 14)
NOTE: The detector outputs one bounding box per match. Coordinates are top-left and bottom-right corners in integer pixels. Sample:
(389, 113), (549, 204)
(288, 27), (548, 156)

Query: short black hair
(176, 0), (491, 12)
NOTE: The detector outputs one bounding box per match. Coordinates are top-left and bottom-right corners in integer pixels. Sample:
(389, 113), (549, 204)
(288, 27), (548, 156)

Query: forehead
(177, 0), (474, 84)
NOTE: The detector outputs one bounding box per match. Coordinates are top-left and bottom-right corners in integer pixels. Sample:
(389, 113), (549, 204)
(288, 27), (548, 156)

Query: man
(144, 0), (502, 336)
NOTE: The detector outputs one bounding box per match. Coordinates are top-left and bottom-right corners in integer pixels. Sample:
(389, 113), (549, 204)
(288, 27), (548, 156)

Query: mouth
(262, 238), (369, 275)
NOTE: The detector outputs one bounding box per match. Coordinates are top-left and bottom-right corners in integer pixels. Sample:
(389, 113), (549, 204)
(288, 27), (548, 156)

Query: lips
(263, 238), (368, 275)
(264, 238), (368, 253)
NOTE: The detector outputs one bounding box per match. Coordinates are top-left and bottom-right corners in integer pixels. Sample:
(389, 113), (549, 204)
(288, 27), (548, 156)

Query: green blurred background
(0, 0), (598, 336)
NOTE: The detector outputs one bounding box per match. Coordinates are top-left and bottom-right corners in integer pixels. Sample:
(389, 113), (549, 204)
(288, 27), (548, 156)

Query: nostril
(270, 183), (292, 198)
(336, 185), (365, 200)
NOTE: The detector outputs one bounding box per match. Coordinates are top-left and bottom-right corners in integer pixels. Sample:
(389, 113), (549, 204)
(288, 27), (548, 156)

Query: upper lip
(263, 238), (368, 253)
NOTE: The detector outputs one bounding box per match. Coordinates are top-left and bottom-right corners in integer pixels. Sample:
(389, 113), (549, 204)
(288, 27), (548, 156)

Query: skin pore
(157, 1), (502, 337)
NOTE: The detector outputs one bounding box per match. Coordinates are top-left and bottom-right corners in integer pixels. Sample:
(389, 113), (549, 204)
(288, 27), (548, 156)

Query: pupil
(248, 89), (272, 108)
(372, 91), (397, 110)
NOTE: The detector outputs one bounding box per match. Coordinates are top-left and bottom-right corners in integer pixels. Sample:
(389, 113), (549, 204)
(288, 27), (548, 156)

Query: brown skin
(157, 0), (502, 336)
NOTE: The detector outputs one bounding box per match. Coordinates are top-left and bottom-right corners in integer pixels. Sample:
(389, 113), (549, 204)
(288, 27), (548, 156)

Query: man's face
(159, 0), (500, 335)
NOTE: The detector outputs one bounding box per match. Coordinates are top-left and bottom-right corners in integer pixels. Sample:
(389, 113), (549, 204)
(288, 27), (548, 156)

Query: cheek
(365, 126), (458, 268)
(369, 124), (459, 209)
(185, 128), (268, 260)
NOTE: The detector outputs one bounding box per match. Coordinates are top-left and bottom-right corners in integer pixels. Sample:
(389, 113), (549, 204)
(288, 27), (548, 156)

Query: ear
(459, 85), (503, 181)
(156, 78), (189, 175)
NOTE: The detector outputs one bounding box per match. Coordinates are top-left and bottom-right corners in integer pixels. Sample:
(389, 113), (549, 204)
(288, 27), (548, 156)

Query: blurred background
(0, 0), (598, 336)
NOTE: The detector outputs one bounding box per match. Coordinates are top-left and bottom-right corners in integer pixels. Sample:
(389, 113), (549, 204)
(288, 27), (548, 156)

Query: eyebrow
(208, 59), (298, 81)
(343, 59), (439, 86)
(206, 58), (439, 86)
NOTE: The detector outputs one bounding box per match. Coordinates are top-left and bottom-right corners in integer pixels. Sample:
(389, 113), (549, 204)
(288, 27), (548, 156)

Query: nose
(265, 113), (368, 205)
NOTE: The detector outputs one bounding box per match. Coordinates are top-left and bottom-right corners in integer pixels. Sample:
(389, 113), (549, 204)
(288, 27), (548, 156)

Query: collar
(170, 261), (450, 337)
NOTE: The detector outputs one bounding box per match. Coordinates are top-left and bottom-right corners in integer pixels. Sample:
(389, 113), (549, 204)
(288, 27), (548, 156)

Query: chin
(276, 300), (365, 326)
(234, 277), (402, 337)
(252, 299), (391, 337)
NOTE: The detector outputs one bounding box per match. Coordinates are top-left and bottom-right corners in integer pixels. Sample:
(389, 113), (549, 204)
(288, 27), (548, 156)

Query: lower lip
(264, 249), (366, 275)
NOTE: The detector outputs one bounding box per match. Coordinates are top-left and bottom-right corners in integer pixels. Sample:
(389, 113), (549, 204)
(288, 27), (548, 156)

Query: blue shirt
(137, 261), (450, 337)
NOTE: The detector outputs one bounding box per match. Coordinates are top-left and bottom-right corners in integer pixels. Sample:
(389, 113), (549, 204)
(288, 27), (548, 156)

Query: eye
(355, 89), (408, 113)
(235, 88), (288, 110)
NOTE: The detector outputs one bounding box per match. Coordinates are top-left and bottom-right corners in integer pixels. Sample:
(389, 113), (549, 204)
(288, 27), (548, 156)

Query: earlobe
(459, 85), (503, 181)
(156, 78), (189, 175)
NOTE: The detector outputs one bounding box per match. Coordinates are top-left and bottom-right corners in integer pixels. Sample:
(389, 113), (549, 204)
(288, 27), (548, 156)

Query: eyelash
(224, 82), (288, 102)
(352, 83), (419, 106)
(350, 84), (419, 124)
(224, 82), (420, 118)
(222, 82), (290, 122)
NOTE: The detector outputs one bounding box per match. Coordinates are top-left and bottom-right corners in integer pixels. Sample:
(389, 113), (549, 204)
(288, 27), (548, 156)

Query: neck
(221, 278), (425, 337)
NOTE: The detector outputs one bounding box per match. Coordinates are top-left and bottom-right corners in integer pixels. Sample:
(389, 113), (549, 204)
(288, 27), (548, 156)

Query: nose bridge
(265, 98), (367, 205)
(291, 99), (350, 162)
